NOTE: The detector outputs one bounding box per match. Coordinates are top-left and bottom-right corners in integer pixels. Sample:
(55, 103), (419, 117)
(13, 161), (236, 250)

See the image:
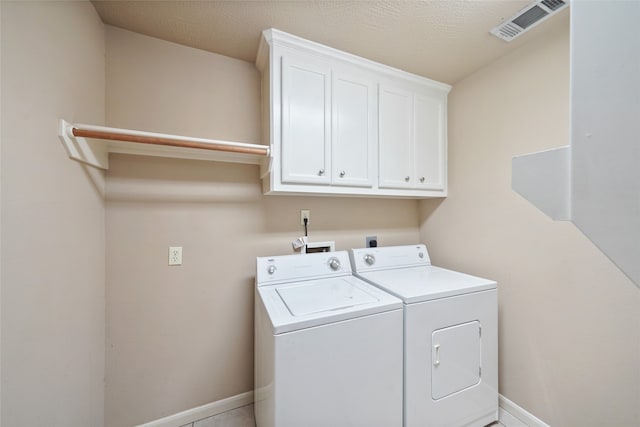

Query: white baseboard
(499, 394), (551, 427)
(136, 391), (254, 427)
(137, 390), (548, 427)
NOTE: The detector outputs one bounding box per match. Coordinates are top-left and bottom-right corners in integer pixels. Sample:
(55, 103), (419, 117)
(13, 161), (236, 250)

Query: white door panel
(332, 72), (375, 187)
(379, 85), (413, 189)
(281, 55), (331, 184)
(414, 94), (446, 190)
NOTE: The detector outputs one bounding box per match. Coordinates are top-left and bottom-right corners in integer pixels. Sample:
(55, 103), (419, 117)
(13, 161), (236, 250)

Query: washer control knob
(364, 254), (376, 265)
(267, 265), (277, 275)
(328, 257), (341, 271)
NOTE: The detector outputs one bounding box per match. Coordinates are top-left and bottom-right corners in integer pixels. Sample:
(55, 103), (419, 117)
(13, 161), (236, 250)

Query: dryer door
(431, 320), (481, 400)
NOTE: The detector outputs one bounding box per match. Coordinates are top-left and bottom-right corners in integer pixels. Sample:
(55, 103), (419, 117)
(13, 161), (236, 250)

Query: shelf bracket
(58, 119), (109, 169)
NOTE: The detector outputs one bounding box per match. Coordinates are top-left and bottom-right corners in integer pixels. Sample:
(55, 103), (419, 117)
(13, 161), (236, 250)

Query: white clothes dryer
(349, 245), (498, 427)
(255, 251), (404, 427)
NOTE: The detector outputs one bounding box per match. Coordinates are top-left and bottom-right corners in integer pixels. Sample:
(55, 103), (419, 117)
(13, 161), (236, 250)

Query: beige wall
(104, 27), (420, 427)
(420, 21), (640, 427)
(6, 10), (632, 427)
(1, 2), (106, 426)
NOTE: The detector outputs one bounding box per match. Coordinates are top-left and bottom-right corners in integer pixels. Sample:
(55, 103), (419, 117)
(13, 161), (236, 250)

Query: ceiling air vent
(490, 0), (568, 42)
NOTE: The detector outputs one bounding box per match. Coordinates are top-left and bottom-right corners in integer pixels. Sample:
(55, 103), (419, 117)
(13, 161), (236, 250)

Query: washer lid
(258, 275), (402, 334)
(277, 279), (378, 316)
(357, 265), (496, 304)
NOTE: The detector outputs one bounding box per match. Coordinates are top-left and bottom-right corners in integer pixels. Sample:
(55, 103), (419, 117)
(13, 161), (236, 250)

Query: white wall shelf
(58, 119), (271, 170)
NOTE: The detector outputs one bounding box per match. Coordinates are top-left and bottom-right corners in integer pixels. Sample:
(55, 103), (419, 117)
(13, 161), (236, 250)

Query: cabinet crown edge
(256, 28), (451, 93)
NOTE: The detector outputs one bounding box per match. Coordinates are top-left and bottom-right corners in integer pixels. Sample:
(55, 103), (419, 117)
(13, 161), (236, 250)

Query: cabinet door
(414, 94), (446, 191)
(378, 85), (414, 189)
(332, 70), (376, 187)
(281, 55), (331, 184)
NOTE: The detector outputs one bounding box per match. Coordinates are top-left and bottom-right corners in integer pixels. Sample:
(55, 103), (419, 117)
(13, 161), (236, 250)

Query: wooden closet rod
(72, 127), (269, 156)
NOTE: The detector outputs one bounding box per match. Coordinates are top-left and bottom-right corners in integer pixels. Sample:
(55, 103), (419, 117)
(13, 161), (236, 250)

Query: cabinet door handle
(420, 176), (425, 183)
(433, 344), (441, 366)
(405, 176), (410, 182)
(339, 171), (346, 178)
(318, 169), (325, 176)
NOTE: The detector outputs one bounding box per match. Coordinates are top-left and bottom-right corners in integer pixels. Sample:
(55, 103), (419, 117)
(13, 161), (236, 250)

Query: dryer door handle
(433, 344), (441, 367)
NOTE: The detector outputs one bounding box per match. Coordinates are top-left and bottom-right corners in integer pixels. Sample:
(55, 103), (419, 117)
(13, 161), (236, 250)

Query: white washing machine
(349, 245), (498, 427)
(254, 251), (404, 427)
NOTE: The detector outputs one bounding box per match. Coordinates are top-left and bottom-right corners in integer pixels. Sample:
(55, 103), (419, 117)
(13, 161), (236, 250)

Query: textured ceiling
(91, 1), (569, 84)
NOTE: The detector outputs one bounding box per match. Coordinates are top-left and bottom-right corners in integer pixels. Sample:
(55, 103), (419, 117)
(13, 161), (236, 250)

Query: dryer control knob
(364, 254), (376, 265)
(328, 257), (341, 271)
(267, 265), (277, 275)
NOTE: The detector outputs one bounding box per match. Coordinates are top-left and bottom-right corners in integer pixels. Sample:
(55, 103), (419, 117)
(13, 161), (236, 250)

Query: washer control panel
(257, 251), (350, 285)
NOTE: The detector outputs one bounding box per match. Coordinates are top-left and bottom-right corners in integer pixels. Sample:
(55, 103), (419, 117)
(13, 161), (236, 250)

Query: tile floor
(182, 404), (524, 427)
(498, 407), (528, 427)
(182, 404), (255, 427)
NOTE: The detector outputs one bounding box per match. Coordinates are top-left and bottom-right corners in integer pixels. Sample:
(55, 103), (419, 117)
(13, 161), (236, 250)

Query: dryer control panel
(350, 244), (431, 272)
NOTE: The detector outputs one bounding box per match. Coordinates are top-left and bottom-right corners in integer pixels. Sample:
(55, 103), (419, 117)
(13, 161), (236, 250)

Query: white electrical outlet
(300, 209), (310, 225)
(169, 246), (182, 266)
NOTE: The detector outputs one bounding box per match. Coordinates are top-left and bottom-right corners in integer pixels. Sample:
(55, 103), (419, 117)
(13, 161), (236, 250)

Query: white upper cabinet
(414, 94), (446, 191)
(332, 68), (376, 187)
(379, 84), (447, 191)
(257, 29), (450, 198)
(281, 54), (331, 185)
(379, 85), (414, 189)
(281, 53), (375, 188)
